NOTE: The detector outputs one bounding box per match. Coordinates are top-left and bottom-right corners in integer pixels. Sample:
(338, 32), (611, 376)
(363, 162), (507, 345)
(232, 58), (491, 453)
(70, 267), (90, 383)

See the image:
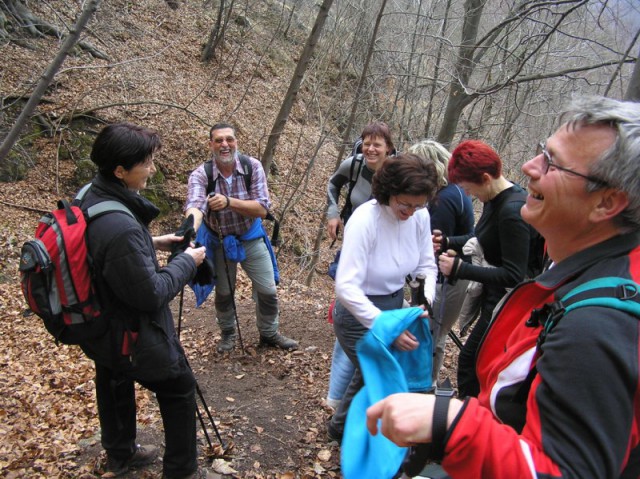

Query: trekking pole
(194, 380), (226, 449)
(171, 254), (226, 450)
(175, 297), (227, 450)
(177, 287), (184, 337)
(195, 402), (214, 449)
(209, 211), (245, 353)
(441, 249), (464, 350)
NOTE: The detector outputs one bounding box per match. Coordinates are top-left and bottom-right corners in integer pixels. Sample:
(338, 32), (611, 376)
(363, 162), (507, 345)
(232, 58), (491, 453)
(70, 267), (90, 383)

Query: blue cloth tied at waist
(341, 307), (433, 479)
(189, 217), (279, 307)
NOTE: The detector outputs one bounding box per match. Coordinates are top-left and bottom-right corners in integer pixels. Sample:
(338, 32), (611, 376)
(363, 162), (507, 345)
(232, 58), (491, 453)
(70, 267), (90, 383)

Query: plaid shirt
(185, 153), (271, 236)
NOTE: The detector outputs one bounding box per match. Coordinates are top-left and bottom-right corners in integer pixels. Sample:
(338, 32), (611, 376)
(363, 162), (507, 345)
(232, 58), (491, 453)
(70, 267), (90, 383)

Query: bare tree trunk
(261, 0), (334, 175)
(436, 0), (484, 147)
(0, 0), (102, 163)
(604, 28), (640, 99)
(626, 50), (640, 102)
(305, 0), (389, 287)
(424, 0), (452, 138)
(201, 0), (229, 62)
(283, 0), (296, 39)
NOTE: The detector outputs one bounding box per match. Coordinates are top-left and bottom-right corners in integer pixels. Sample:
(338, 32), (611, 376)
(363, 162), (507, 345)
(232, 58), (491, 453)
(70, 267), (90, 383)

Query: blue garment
(341, 307), (433, 479)
(189, 218), (279, 307)
(428, 184), (474, 238)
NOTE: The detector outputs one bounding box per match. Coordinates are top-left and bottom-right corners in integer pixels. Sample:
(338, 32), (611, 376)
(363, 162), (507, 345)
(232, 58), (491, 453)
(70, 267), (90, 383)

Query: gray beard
(214, 151), (236, 165)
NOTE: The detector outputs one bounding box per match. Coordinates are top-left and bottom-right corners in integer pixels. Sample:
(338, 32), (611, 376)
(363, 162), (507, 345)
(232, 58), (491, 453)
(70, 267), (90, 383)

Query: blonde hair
(408, 140), (450, 189)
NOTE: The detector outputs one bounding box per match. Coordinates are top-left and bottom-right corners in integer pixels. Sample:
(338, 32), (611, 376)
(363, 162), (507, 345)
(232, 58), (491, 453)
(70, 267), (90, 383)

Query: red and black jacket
(442, 232), (640, 478)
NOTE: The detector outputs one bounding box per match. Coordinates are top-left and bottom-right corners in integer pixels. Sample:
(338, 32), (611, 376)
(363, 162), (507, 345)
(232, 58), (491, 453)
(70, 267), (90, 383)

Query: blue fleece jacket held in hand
(342, 307), (433, 479)
(189, 218), (279, 307)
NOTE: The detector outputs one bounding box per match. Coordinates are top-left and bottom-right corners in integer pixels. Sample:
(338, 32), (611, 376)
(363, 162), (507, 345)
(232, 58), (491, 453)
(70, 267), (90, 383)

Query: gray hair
(407, 140), (451, 189)
(562, 96), (640, 232)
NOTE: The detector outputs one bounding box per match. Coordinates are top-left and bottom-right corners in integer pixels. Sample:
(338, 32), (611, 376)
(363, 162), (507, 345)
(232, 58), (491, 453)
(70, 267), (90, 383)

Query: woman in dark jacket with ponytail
(79, 123), (213, 479)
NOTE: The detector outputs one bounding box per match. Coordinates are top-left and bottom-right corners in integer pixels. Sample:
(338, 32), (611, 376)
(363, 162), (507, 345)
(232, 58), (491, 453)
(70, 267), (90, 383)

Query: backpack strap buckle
(617, 283), (639, 301)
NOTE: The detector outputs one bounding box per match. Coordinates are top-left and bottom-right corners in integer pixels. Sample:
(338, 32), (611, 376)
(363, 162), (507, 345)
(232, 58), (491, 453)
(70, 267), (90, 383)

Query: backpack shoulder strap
(237, 154), (278, 240)
(515, 276), (640, 402)
(87, 201), (135, 220)
(204, 160), (216, 196)
(238, 154), (252, 192)
(75, 183), (135, 220)
(342, 154), (364, 211)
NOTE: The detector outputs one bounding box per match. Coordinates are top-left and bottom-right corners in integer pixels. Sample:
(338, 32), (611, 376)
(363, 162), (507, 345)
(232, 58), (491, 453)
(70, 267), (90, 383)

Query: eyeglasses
(396, 199), (426, 213)
(536, 142), (609, 187)
(212, 136), (237, 145)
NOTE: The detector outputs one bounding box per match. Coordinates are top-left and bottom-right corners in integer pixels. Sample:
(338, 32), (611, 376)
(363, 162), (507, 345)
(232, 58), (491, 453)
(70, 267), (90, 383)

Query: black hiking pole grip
(210, 212), (245, 353)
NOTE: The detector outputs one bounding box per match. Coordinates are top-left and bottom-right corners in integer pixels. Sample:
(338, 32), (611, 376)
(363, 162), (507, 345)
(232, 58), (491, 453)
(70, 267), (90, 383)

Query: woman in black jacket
(79, 123), (212, 479)
(436, 140), (532, 398)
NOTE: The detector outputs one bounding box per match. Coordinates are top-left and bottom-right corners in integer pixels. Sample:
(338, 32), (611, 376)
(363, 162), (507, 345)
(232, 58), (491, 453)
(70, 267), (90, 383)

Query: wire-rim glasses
(536, 142), (609, 187)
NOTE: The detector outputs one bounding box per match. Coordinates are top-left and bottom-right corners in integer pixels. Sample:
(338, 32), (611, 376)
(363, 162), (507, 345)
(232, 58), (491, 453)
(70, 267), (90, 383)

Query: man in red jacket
(366, 96), (640, 478)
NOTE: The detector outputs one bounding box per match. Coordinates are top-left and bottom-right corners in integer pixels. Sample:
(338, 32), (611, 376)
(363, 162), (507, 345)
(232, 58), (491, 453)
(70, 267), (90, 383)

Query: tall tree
(0, 0), (102, 163)
(261, 0), (334, 175)
(304, 0), (389, 286)
(625, 45), (640, 101)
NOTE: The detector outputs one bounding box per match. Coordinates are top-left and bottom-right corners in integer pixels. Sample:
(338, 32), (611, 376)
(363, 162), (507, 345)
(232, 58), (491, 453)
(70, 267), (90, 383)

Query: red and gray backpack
(19, 185), (133, 345)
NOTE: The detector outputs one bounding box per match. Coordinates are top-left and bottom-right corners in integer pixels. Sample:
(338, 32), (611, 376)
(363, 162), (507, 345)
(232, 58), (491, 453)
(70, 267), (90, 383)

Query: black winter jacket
(79, 174), (197, 382)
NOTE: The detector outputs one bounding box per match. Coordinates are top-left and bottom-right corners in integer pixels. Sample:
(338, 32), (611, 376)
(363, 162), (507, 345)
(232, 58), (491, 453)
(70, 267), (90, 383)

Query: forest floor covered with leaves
(0, 200), (461, 479)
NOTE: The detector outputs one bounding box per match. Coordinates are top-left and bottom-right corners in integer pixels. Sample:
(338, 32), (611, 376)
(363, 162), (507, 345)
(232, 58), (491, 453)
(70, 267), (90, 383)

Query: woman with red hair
(436, 140), (533, 398)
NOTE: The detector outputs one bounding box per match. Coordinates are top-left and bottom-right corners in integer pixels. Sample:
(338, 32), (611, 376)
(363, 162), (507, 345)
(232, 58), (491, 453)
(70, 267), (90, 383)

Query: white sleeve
(335, 205), (380, 328)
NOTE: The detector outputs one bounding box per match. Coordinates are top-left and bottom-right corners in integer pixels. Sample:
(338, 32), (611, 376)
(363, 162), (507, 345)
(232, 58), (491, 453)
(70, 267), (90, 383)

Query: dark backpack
(514, 276), (640, 405)
(339, 147), (365, 224)
(19, 186), (133, 345)
(203, 154), (280, 246)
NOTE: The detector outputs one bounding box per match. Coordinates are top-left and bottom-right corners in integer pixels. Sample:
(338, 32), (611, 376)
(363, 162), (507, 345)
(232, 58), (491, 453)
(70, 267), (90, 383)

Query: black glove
(193, 253), (216, 285)
(168, 214), (196, 262)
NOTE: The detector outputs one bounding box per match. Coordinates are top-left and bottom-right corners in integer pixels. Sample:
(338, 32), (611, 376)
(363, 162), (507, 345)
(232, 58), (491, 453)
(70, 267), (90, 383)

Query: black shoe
(259, 332), (298, 350)
(106, 444), (158, 477)
(326, 420), (343, 443)
(217, 331), (237, 353)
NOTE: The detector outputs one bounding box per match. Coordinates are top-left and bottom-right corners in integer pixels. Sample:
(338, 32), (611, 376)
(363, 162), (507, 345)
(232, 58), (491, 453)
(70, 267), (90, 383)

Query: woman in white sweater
(327, 152), (439, 442)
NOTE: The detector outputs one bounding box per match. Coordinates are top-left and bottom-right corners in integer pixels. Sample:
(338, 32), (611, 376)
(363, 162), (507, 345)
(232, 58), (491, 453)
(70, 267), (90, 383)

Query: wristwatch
(401, 380), (455, 477)
(431, 380), (455, 460)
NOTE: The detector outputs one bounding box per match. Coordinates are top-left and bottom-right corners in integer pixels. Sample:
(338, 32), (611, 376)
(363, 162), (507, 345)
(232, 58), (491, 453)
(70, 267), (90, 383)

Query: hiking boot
(106, 444), (158, 477)
(259, 332), (298, 350)
(326, 420), (343, 444)
(217, 331), (237, 353)
(163, 467), (217, 479)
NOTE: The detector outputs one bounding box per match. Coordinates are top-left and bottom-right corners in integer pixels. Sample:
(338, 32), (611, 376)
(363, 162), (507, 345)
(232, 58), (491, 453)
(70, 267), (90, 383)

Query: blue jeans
(329, 291), (404, 435)
(327, 339), (355, 403)
(214, 238), (279, 337)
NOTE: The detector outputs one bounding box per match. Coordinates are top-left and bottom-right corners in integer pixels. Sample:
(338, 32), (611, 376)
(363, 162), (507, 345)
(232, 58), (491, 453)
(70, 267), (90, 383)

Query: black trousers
(95, 361), (198, 478)
(456, 304), (492, 398)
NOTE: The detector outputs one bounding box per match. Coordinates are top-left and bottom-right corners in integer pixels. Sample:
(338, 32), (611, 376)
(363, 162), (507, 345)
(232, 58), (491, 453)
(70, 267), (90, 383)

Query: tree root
(0, 0), (109, 59)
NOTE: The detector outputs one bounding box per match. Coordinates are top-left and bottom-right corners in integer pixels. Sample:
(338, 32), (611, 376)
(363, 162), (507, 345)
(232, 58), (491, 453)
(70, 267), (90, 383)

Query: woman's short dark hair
(361, 121), (395, 153)
(448, 140), (502, 184)
(372, 153), (438, 205)
(91, 123), (161, 176)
